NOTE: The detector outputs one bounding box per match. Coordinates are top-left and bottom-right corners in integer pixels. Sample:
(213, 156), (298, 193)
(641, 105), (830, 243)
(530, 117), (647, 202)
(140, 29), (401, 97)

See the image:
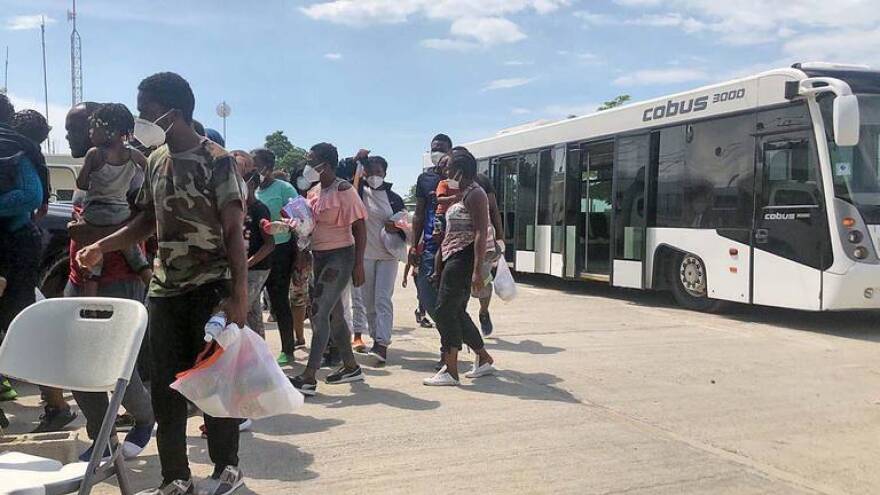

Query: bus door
(495, 156), (519, 264)
(581, 141), (615, 279)
(611, 134), (650, 289)
(752, 132), (829, 309)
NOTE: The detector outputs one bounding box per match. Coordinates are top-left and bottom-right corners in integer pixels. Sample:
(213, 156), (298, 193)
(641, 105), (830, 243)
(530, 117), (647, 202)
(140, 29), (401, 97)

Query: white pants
(362, 258), (399, 346)
(341, 283), (367, 335)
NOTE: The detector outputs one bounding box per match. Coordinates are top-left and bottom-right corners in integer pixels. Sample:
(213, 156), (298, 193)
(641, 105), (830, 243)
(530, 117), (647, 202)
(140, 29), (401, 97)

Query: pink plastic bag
(171, 324), (303, 419)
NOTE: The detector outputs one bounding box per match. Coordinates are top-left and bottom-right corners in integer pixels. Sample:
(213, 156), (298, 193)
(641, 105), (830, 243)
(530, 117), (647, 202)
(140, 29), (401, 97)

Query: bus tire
(670, 252), (724, 312)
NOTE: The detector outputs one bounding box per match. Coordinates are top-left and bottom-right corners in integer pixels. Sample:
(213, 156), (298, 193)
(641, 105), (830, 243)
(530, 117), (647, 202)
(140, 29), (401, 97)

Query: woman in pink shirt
(289, 143), (367, 396)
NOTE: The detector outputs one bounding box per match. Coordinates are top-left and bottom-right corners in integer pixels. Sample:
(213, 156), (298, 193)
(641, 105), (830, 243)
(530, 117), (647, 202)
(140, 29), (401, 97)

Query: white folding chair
(0, 297), (148, 495)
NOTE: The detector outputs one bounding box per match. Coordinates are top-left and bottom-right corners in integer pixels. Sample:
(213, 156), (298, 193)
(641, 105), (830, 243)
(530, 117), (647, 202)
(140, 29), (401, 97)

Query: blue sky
(3, 0), (880, 189)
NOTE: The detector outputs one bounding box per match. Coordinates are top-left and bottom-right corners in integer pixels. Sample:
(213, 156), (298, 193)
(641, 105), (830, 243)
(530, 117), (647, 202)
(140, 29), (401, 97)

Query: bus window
(614, 135), (650, 261)
(684, 114), (756, 229)
(518, 152), (539, 251)
(551, 145), (566, 254)
(763, 140), (820, 206)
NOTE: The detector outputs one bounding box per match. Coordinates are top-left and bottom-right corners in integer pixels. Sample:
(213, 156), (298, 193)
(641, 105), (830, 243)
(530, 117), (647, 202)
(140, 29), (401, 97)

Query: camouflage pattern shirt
(136, 139), (245, 297)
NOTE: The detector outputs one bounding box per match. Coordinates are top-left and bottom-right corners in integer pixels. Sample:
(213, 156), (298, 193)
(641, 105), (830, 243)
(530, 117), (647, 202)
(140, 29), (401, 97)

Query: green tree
(403, 183), (418, 204)
(597, 94), (631, 111)
(264, 130), (308, 173)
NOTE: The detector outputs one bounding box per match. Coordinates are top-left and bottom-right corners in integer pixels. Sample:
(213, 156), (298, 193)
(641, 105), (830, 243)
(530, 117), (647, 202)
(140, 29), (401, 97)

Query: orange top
(435, 179), (460, 215)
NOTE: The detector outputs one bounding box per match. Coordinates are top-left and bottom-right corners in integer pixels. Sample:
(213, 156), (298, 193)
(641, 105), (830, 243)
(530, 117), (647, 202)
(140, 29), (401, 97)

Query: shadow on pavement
(186, 434), (318, 483)
(308, 382), (441, 411)
(461, 370), (580, 404)
(487, 337), (565, 355)
(254, 414), (345, 436)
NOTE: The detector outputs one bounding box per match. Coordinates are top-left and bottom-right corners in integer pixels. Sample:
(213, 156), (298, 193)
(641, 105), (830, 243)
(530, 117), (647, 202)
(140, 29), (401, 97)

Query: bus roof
(460, 64), (876, 160)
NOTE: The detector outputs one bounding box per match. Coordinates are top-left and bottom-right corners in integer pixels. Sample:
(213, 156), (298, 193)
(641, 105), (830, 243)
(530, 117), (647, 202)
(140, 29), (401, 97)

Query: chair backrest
(0, 297), (148, 392)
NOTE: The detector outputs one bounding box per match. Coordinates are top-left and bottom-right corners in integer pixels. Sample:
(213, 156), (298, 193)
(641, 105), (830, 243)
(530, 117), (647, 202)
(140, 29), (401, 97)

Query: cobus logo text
(642, 88), (746, 122)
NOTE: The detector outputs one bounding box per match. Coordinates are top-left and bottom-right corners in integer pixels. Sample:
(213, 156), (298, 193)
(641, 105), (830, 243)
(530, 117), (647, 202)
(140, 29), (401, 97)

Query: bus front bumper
(823, 265), (880, 310)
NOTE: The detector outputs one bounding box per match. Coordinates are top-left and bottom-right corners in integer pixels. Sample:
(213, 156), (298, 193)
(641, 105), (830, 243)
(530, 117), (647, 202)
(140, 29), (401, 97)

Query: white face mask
(366, 175), (384, 189)
(430, 151), (444, 166)
(446, 172), (462, 190)
(296, 176), (314, 192)
(302, 164), (322, 183)
(133, 110), (174, 148)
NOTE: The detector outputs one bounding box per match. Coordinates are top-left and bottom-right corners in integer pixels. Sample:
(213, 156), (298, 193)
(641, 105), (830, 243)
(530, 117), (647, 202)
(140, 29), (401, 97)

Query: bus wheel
(670, 253), (723, 312)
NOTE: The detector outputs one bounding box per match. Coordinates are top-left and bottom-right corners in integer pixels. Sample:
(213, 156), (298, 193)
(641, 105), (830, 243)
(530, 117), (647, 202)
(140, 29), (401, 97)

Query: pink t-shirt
(308, 179), (367, 251)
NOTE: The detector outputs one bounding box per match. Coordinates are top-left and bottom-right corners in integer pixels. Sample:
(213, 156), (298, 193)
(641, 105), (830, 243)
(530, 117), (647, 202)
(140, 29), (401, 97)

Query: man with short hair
(77, 72), (247, 495)
(411, 134), (451, 322)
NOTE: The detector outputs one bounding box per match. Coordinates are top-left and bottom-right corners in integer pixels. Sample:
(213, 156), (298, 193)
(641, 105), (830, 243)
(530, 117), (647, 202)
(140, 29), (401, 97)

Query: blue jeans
(415, 249), (438, 320)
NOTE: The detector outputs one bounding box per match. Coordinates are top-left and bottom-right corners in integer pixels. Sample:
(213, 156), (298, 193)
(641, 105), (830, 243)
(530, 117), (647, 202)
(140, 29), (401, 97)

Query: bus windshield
(823, 94), (880, 223)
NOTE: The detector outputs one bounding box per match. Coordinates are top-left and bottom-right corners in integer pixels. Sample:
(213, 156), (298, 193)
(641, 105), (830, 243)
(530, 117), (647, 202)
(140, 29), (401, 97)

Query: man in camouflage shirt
(78, 72), (247, 495)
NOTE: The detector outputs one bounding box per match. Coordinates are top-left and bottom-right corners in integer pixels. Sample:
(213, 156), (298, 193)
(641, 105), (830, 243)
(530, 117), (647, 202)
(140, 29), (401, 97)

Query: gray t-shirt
(362, 187), (395, 260)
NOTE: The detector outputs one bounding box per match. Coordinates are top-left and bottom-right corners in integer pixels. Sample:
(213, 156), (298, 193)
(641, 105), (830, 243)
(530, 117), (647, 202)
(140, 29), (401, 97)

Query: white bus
(461, 63), (880, 311)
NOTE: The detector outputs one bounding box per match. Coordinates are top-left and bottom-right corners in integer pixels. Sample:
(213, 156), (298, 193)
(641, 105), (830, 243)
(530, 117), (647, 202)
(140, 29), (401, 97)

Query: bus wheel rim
(680, 255), (707, 297)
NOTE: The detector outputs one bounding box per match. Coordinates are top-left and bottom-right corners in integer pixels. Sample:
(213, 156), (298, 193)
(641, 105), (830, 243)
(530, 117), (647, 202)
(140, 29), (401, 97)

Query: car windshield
(822, 94), (880, 222)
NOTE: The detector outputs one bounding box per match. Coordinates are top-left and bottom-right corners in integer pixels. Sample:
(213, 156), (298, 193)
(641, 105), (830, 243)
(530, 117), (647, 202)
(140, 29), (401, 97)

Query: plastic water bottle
(204, 312), (227, 342)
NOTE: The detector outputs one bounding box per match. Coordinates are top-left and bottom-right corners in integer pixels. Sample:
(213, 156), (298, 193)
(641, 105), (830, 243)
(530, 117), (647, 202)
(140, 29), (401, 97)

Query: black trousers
(435, 246), (484, 353)
(0, 224), (41, 339)
(266, 240), (295, 354)
(147, 281), (239, 483)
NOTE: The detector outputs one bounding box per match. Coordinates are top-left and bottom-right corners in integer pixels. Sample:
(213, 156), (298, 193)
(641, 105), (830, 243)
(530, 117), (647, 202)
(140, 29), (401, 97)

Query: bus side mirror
(834, 94), (860, 147)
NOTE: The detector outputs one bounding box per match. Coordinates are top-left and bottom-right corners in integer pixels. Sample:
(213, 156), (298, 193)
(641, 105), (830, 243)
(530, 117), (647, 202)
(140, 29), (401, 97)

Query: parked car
(37, 202), (74, 298)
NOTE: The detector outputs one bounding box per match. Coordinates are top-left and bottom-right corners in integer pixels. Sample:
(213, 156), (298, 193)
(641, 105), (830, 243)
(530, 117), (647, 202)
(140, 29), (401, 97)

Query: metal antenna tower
(68, 0), (82, 105)
(41, 16), (52, 154)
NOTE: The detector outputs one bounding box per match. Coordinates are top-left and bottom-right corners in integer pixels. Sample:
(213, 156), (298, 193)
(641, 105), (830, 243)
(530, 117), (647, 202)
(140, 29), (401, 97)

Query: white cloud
(301, 0), (569, 49)
(6, 15), (55, 30)
(504, 60), (532, 66)
(543, 102), (600, 118)
(604, 0), (880, 47)
(324, 52), (343, 60)
(613, 68), (708, 86)
(573, 10), (615, 26)
(783, 28), (880, 67)
(483, 77), (536, 91)
(7, 93), (72, 155)
(450, 17), (526, 45)
(628, 13), (706, 33)
(511, 107), (532, 115)
(420, 38), (479, 51)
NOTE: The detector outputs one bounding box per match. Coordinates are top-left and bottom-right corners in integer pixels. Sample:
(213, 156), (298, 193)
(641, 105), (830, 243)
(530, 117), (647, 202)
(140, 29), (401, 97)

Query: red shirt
(67, 204), (142, 286)
(68, 239), (141, 286)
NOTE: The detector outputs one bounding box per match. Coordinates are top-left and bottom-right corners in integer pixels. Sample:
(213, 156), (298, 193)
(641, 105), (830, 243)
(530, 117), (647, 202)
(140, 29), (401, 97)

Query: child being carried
(69, 103), (152, 296)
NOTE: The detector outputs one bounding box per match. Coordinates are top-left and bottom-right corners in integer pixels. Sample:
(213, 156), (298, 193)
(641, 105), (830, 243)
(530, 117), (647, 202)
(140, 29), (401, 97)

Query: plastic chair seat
(0, 452), (89, 495)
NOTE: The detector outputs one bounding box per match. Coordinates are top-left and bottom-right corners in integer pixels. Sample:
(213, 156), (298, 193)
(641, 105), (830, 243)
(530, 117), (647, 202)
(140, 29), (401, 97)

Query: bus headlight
(853, 246), (869, 259)
(848, 231), (864, 244)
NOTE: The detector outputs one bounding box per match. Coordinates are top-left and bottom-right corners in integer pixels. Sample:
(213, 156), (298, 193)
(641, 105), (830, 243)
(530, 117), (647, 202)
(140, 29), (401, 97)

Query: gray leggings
(306, 246), (356, 370)
(64, 279), (154, 438)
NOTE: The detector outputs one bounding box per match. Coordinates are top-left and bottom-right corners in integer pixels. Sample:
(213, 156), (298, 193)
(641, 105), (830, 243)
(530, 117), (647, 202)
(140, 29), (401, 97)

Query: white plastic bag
(281, 197), (316, 249)
(493, 260), (517, 302)
(381, 230), (409, 263)
(171, 324), (303, 419)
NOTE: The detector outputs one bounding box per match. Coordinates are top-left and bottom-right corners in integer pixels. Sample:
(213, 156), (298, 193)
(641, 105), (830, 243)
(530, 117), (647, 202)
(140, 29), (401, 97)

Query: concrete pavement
(4, 275), (880, 494)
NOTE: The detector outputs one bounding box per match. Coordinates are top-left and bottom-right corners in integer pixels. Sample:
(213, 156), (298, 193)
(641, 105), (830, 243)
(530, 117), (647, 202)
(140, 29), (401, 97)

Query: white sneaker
(465, 360), (496, 379)
(238, 419), (253, 432)
(423, 368), (460, 386)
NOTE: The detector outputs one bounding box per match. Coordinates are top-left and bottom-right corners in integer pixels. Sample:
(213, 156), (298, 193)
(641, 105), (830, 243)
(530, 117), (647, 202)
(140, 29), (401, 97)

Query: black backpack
(0, 151), (24, 194)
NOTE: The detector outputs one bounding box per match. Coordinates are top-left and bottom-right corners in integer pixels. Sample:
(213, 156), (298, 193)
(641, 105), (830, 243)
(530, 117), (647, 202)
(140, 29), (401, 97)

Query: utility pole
(216, 101), (231, 143)
(68, 0), (82, 105)
(40, 16), (51, 154)
(1, 46), (8, 94)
